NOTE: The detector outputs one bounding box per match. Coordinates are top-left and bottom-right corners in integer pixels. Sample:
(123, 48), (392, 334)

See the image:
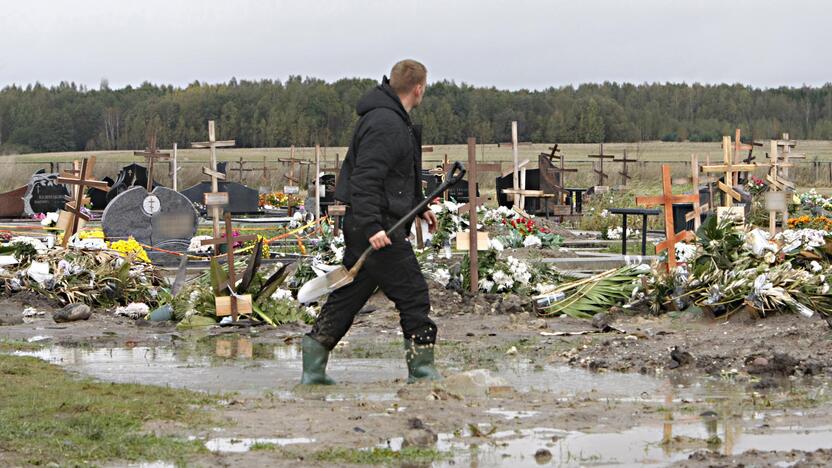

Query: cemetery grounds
(3, 140), (832, 466)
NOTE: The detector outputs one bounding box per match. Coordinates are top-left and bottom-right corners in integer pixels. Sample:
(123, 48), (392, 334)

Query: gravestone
(87, 176), (114, 209)
(102, 187), (198, 258)
(105, 163), (158, 204)
(0, 185), (27, 218)
(421, 169), (442, 197)
(495, 170), (541, 212)
(22, 171), (71, 216)
(180, 181), (259, 214)
(318, 173), (337, 215)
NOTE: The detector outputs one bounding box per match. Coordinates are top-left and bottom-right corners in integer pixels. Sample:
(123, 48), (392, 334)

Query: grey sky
(1, 0), (829, 90)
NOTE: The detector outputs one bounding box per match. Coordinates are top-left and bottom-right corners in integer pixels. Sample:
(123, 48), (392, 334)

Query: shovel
(298, 161), (466, 304)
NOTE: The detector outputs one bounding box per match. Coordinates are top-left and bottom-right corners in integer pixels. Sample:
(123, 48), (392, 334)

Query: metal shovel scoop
(298, 161), (466, 303)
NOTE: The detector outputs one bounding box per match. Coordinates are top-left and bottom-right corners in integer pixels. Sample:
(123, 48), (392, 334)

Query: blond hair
(389, 59), (427, 95)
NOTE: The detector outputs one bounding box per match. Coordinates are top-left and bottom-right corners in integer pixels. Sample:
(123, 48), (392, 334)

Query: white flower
(270, 288), (293, 301)
(600, 209), (609, 218)
(10, 236), (48, 254)
(821, 283), (830, 295)
(40, 212), (59, 227)
(675, 243), (697, 263)
(305, 306), (319, 318)
(432, 268), (451, 287)
(810, 261), (822, 273)
(331, 244), (345, 263)
(443, 200), (461, 213)
(491, 270), (514, 291)
(478, 278), (495, 292)
(289, 211), (305, 229)
(745, 229), (777, 256)
(523, 235), (542, 248)
(490, 238), (504, 251)
(763, 252), (776, 264)
(188, 235), (214, 253)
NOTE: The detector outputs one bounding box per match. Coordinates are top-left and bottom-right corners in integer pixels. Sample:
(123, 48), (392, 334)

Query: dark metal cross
(57, 156), (110, 247)
(587, 143), (615, 186)
(613, 149), (638, 186)
(234, 157), (256, 183)
(133, 133), (170, 192)
(200, 212), (257, 321)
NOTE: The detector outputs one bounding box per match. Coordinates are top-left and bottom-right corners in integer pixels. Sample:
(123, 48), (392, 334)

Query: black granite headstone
(88, 176), (114, 209)
(106, 163), (158, 204)
(180, 181), (260, 214)
(495, 169), (541, 213)
(22, 171), (71, 216)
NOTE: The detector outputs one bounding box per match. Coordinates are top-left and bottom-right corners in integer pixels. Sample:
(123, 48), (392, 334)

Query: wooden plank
(328, 204), (347, 216)
(717, 181), (741, 201)
(215, 295), (253, 317)
(202, 167), (227, 180)
(502, 159), (528, 177)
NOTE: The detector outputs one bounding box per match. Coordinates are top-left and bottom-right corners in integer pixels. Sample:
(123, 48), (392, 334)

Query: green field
(3, 140), (832, 193)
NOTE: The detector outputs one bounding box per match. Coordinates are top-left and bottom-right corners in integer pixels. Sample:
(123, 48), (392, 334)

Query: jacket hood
(356, 76), (410, 123)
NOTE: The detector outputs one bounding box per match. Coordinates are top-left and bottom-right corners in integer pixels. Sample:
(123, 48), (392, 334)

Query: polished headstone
(180, 181), (259, 214)
(102, 186), (197, 249)
(22, 171), (71, 216)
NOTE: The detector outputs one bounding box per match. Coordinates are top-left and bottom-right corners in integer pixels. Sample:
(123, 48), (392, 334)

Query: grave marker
(587, 143), (615, 187)
(635, 165), (699, 271)
(192, 120), (235, 239)
(731, 128), (753, 186)
(56, 157), (110, 247)
(467, 137), (478, 293)
(684, 154), (710, 230)
(200, 212), (257, 321)
(613, 149), (637, 187)
(133, 133), (170, 192)
(234, 157), (256, 183)
(701, 135), (764, 208)
(765, 140), (794, 236)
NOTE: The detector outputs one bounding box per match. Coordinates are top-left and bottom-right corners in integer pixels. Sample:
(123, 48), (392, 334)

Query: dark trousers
(307, 213), (436, 350)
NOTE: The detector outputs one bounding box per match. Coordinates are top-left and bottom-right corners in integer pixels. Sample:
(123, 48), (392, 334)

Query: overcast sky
(1, 0), (829, 90)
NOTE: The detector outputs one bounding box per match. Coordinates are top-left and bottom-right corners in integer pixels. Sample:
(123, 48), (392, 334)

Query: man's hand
(421, 210), (438, 234)
(369, 230), (392, 250)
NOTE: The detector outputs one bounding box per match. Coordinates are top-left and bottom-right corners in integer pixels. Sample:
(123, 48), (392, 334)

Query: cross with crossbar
(192, 121), (235, 239)
(56, 156), (110, 247)
(587, 143), (615, 186)
(702, 135), (767, 207)
(133, 133), (170, 192)
(613, 149), (637, 186)
(636, 165), (699, 271)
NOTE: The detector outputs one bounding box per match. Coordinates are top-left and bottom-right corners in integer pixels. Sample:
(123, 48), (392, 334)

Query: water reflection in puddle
(204, 437), (315, 453)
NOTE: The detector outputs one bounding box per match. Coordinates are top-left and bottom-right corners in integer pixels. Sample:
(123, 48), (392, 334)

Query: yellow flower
(78, 230), (105, 240)
(108, 237), (151, 263)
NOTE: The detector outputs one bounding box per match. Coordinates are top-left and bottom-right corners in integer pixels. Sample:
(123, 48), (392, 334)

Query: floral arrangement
(430, 248), (561, 295)
(499, 216), (563, 248)
(0, 231), (11, 242)
(745, 176), (767, 196)
(633, 216), (832, 318)
(259, 191), (303, 209)
(109, 238), (151, 263)
(787, 215), (832, 231)
(799, 189), (832, 212)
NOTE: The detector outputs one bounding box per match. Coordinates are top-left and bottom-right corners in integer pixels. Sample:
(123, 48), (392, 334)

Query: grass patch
(602, 242), (657, 255)
(0, 339), (46, 352)
(312, 447), (448, 465)
(0, 354), (219, 466)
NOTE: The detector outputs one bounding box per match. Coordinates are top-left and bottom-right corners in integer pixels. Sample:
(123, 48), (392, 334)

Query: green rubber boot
(404, 339), (442, 384)
(301, 335), (336, 385)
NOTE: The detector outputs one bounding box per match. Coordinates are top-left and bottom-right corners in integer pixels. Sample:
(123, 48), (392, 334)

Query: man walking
(301, 59), (440, 385)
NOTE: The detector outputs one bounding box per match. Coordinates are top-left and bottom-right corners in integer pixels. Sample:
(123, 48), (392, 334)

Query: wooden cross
(56, 157), (110, 248)
(539, 144), (577, 204)
(467, 137), (479, 294)
(192, 120), (235, 239)
(200, 212), (257, 321)
(587, 143), (615, 186)
(731, 129), (753, 186)
(685, 154), (710, 230)
(702, 135), (764, 207)
(613, 149), (638, 186)
(133, 133), (170, 192)
(771, 133), (805, 181)
(765, 140), (794, 236)
(636, 165), (699, 271)
(234, 157), (256, 183)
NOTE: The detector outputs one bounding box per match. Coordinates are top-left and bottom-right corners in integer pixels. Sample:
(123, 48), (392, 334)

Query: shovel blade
(297, 266), (355, 304)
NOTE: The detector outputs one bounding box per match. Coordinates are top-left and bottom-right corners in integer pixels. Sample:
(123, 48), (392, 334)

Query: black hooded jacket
(335, 76), (425, 240)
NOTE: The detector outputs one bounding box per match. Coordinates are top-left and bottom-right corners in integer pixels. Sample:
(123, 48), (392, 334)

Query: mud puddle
(381, 423), (832, 467)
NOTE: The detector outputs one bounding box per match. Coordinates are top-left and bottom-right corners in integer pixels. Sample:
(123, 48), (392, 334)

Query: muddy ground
(3, 285), (832, 466)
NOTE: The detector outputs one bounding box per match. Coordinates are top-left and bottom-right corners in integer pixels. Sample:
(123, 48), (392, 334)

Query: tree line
(2, 77), (832, 154)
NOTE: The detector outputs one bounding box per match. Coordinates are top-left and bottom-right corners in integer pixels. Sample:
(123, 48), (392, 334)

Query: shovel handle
(349, 162), (467, 273)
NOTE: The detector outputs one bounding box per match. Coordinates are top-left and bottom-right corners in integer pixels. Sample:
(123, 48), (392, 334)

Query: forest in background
(2, 77), (832, 154)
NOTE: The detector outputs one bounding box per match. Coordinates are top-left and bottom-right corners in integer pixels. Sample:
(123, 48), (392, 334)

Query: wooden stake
(200, 212), (256, 321)
(511, 121), (519, 208)
(467, 137), (478, 293)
